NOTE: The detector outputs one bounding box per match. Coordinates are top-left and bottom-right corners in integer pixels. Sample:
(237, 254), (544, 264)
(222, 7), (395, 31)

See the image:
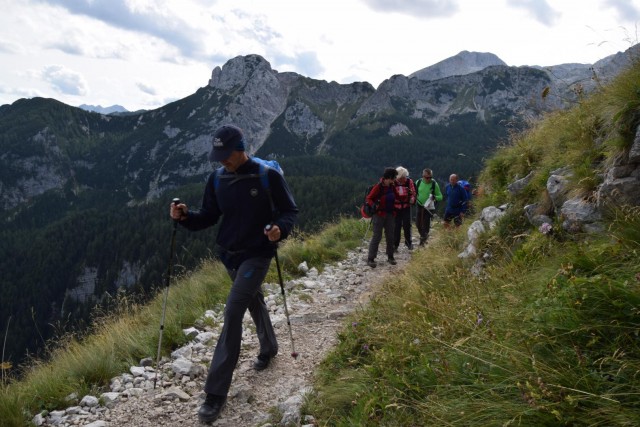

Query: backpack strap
(372, 182), (383, 204)
(214, 163), (277, 217)
(214, 163), (268, 187)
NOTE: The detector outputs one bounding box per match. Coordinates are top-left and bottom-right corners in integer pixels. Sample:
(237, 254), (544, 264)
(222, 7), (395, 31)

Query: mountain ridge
(78, 104), (129, 114)
(1, 44), (639, 369)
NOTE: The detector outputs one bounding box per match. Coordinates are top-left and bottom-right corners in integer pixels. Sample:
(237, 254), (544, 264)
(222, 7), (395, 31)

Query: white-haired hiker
(394, 166), (416, 251)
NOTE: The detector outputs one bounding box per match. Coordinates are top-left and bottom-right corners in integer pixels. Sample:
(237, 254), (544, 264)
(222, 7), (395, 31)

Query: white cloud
(46, 35), (87, 56)
(0, 40), (23, 54)
(37, 0), (207, 59)
(271, 51), (325, 79)
(1, 0), (638, 111)
(136, 82), (157, 96)
(41, 65), (89, 96)
(0, 84), (43, 100)
(603, 0), (640, 23)
(506, 0), (560, 27)
(360, 0), (459, 18)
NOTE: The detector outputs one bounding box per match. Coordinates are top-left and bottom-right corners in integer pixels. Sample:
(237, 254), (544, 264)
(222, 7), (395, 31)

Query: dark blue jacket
(180, 158), (298, 268)
(445, 183), (469, 216)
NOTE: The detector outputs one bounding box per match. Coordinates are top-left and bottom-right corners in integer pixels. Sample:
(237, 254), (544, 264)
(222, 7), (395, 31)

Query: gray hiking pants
(367, 213), (395, 261)
(416, 205), (433, 242)
(204, 256), (278, 396)
(394, 206), (412, 248)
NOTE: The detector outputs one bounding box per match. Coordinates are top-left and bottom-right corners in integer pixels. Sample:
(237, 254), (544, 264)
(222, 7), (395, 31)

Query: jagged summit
(208, 54), (280, 90)
(409, 51), (507, 82)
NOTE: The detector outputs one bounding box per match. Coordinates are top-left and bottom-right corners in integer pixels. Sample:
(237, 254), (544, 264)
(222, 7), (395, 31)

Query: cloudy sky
(1, 0), (639, 111)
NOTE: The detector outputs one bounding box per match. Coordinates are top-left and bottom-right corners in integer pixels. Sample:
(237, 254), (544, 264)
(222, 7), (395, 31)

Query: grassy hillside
(306, 61), (640, 425)
(0, 218), (370, 426)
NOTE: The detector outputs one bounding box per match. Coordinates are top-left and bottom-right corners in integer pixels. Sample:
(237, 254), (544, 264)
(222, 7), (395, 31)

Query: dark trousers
(367, 213), (395, 261)
(204, 256), (278, 396)
(416, 205), (433, 243)
(394, 207), (412, 248)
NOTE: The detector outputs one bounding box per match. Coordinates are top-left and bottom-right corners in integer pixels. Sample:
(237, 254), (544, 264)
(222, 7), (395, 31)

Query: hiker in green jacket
(415, 168), (443, 245)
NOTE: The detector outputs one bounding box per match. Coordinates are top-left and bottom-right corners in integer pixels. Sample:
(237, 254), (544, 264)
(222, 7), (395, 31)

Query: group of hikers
(363, 166), (471, 268)
(168, 124), (471, 423)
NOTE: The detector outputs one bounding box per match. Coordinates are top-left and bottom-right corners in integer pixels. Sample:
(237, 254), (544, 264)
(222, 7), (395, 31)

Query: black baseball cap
(208, 125), (245, 162)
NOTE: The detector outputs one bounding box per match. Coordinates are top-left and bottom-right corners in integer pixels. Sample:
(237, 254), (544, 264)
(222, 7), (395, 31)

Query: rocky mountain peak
(409, 50), (507, 81)
(208, 54), (277, 91)
(207, 54), (291, 153)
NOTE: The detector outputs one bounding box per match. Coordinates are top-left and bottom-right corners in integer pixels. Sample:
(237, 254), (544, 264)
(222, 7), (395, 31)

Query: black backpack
(361, 183), (381, 218)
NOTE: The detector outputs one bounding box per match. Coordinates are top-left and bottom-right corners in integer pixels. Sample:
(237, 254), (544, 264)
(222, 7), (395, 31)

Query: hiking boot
(406, 243), (414, 250)
(367, 259), (377, 268)
(388, 257), (397, 265)
(198, 393), (226, 423)
(253, 354), (272, 371)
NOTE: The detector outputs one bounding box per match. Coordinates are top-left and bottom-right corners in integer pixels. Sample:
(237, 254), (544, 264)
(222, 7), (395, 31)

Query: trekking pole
(154, 198), (180, 389)
(362, 217), (373, 242)
(266, 225), (298, 359)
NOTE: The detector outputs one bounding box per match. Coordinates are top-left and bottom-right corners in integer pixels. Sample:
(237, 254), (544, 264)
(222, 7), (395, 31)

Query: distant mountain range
(409, 50), (507, 81)
(1, 44), (638, 367)
(77, 104), (129, 114)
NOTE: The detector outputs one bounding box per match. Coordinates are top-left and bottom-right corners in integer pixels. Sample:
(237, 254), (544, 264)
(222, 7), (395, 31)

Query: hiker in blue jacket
(443, 173), (469, 229)
(170, 124), (298, 424)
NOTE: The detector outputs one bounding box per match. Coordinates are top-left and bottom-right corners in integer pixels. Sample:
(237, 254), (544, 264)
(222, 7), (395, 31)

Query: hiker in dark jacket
(393, 166), (416, 251)
(365, 167), (400, 268)
(170, 124), (298, 424)
(443, 173), (469, 229)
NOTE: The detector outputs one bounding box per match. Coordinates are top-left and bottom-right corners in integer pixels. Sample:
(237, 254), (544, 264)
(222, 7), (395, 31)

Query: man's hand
(170, 202), (188, 221)
(264, 224), (282, 242)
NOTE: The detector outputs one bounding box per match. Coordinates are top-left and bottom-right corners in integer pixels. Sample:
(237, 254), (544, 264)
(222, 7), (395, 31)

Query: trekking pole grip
(172, 198), (181, 227)
(264, 223), (280, 247)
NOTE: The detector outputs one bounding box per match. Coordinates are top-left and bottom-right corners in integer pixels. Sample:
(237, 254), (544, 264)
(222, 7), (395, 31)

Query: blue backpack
(458, 180), (472, 198)
(213, 157), (283, 213)
(458, 179), (472, 211)
(214, 157), (282, 188)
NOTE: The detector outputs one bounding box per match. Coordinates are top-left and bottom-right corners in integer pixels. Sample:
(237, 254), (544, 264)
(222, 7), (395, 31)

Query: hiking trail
(37, 234), (419, 427)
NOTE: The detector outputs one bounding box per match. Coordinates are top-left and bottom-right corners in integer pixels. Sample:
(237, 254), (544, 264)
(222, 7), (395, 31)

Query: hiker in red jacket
(365, 167), (400, 268)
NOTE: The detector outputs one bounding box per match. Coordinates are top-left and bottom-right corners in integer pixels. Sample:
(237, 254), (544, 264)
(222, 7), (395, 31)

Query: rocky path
(37, 238), (415, 427)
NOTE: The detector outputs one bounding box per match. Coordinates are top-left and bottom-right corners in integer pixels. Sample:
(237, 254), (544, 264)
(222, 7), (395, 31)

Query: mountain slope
(1, 45), (638, 369)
